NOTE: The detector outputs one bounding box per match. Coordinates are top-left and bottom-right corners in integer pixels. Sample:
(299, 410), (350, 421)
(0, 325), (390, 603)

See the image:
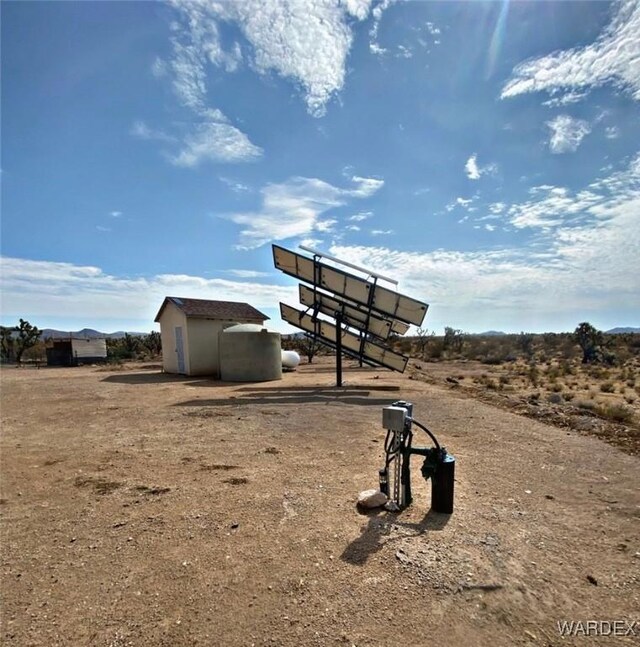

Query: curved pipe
(411, 419), (441, 452)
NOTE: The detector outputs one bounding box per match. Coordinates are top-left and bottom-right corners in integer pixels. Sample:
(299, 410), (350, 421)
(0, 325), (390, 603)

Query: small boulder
(357, 489), (388, 509)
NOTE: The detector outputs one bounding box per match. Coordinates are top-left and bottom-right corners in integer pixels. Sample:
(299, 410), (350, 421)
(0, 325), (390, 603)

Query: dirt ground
(1, 358), (639, 646)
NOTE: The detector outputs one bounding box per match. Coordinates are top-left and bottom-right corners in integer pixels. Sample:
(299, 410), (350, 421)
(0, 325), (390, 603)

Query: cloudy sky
(2, 0), (638, 334)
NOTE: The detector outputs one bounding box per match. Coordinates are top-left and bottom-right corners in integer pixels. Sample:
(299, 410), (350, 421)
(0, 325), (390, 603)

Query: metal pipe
(299, 245), (398, 285)
(411, 419), (441, 452)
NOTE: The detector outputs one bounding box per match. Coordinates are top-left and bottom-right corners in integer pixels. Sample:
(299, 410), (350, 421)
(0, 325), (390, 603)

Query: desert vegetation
(397, 323), (639, 453)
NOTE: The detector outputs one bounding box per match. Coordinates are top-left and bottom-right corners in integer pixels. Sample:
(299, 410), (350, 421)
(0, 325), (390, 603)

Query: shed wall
(71, 339), (107, 359)
(186, 319), (225, 377)
(159, 303), (189, 374)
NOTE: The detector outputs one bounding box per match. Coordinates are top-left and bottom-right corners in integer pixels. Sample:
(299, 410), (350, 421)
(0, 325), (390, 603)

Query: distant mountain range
(41, 328), (149, 340)
(469, 328), (639, 336)
(37, 326), (638, 340)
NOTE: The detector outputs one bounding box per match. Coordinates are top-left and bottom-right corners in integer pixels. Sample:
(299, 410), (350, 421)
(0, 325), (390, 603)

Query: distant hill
(41, 328), (149, 340)
(605, 327), (640, 334)
(477, 330), (507, 336)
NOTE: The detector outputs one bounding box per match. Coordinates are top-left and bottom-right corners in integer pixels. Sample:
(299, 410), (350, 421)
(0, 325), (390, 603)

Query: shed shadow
(101, 372), (223, 387)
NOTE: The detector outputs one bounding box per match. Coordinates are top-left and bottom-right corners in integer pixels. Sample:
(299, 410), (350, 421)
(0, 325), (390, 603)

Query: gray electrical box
(382, 406), (407, 432)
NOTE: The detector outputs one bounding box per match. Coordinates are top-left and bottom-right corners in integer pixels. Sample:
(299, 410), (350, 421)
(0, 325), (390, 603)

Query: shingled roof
(154, 297), (269, 323)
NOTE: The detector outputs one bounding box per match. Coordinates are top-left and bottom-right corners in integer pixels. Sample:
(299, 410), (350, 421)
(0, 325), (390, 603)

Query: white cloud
(465, 154), (481, 180)
(542, 90), (589, 108)
(170, 0), (379, 117)
(371, 229), (392, 236)
(465, 154), (497, 180)
(132, 117), (260, 165)
(109, 211), (122, 218)
(96, 226), (111, 233)
(130, 121), (176, 144)
(369, 0), (395, 57)
(225, 269), (269, 278)
(326, 153), (640, 330)
(0, 257), (296, 323)
(349, 211), (373, 221)
(502, 0), (640, 102)
(546, 115), (591, 154)
(172, 121), (263, 166)
(225, 175), (384, 249)
(605, 125), (620, 139)
(219, 177), (252, 193)
(503, 153), (640, 237)
(151, 57), (168, 79)
(350, 176), (384, 197)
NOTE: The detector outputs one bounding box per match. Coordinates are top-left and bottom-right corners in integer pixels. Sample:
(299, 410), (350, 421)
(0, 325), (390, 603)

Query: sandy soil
(1, 358), (639, 646)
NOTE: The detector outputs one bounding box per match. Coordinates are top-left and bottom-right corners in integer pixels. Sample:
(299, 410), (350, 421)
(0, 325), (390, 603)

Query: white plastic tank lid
(223, 323), (270, 333)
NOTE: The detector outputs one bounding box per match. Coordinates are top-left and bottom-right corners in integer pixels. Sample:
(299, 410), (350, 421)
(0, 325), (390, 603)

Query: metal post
(335, 312), (343, 387)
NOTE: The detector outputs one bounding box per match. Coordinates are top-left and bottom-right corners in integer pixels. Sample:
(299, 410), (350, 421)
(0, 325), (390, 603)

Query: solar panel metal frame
(298, 283), (409, 339)
(273, 245), (428, 327)
(280, 303), (409, 373)
(299, 284), (393, 340)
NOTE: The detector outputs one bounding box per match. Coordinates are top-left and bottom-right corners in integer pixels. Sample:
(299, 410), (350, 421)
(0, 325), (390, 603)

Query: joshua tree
(13, 319), (42, 364)
(573, 322), (603, 364)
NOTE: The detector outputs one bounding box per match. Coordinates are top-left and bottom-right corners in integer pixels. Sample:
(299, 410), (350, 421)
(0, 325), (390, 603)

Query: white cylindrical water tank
(281, 350), (300, 369)
(219, 324), (282, 382)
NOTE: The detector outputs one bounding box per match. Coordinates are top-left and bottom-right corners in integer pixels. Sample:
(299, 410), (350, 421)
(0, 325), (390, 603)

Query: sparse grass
(594, 404), (635, 424)
(74, 475), (122, 495)
(600, 381), (615, 393)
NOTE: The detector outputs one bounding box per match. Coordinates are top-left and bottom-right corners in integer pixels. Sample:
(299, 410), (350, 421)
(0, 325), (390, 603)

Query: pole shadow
(341, 508), (452, 566)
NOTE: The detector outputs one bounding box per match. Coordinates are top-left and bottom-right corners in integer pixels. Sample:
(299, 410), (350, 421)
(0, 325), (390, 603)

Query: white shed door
(175, 326), (186, 374)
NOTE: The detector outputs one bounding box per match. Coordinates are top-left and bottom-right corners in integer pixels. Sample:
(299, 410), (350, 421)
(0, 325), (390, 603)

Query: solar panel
(299, 285), (410, 338)
(299, 285), (392, 340)
(273, 245), (428, 327)
(280, 303), (409, 373)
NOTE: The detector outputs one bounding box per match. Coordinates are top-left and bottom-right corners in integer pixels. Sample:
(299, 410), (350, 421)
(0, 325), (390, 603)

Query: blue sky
(1, 0), (638, 334)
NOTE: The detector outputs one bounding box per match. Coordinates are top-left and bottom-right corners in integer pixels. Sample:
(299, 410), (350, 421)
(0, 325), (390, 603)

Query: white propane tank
(281, 350), (301, 370)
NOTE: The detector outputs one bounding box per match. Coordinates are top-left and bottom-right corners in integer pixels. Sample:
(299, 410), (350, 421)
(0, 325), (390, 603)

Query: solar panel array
(272, 244), (429, 379)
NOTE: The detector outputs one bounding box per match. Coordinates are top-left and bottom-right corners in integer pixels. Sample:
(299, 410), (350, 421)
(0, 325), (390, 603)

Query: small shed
(154, 296), (269, 377)
(46, 337), (107, 366)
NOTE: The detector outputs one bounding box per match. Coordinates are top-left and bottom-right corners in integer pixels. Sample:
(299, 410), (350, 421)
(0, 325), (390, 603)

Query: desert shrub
(481, 355), (505, 365)
(550, 383), (563, 393)
(576, 400), (596, 411)
(426, 339), (444, 360)
(558, 359), (575, 376)
(563, 392), (575, 401)
(546, 366), (560, 381)
(499, 375), (510, 386)
(547, 393), (563, 404)
(528, 365), (539, 386)
(625, 396), (636, 405)
(594, 404), (635, 424)
(600, 382), (615, 393)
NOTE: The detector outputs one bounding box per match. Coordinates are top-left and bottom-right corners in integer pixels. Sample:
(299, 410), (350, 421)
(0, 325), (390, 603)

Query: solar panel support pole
(335, 312), (343, 387)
